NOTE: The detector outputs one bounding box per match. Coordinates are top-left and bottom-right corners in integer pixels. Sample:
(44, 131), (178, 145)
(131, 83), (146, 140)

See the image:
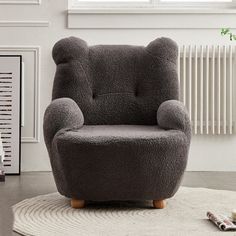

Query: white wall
(0, 0), (236, 171)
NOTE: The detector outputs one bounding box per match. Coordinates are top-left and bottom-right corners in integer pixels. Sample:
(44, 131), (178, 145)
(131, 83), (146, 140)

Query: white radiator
(178, 45), (235, 135)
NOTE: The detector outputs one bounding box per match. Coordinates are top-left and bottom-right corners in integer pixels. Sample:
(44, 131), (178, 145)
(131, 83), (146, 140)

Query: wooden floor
(0, 171), (236, 236)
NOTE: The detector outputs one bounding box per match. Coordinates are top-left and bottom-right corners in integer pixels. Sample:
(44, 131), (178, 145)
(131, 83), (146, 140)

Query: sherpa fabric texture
(43, 36), (191, 201)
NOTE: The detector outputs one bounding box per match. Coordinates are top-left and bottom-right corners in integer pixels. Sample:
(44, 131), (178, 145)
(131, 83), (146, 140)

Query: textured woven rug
(13, 187), (236, 236)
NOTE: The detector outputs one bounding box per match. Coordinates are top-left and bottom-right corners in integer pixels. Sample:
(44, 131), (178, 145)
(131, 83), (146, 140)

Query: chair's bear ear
(146, 37), (178, 64)
(52, 37), (88, 65)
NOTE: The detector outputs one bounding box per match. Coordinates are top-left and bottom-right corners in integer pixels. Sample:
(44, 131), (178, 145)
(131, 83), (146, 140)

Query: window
(69, 0), (235, 8)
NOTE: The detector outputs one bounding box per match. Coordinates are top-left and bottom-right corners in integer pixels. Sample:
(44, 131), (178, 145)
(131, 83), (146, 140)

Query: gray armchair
(44, 37), (191, 209)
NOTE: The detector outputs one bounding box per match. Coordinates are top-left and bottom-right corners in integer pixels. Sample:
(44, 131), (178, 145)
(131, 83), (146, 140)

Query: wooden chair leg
(153, 199), (166, 209)
(71, 199), (85, 209)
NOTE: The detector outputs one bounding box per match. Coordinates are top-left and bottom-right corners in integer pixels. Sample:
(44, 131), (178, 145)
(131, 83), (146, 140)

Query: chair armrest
(43, 97), (84, 149)
(157, 100), (191, 140)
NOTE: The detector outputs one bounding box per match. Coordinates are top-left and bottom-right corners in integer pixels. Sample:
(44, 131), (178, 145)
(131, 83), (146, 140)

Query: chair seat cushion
(53, 125), (189, 201)
(56, 125), (185, 142)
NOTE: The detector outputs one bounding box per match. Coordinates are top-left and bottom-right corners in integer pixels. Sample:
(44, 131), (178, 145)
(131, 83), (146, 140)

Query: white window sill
(67, 7), (236, 28)
(68, 7), (236, 14)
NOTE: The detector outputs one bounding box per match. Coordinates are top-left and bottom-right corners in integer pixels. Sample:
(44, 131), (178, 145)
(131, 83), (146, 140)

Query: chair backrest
(52, 37), (179, 125)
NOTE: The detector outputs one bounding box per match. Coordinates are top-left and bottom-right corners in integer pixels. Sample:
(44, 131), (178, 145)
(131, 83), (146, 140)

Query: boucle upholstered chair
(44, 37), (191, 209)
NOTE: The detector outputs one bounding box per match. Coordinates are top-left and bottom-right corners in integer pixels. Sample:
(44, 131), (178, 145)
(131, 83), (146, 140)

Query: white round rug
(13, 187), (236, 236)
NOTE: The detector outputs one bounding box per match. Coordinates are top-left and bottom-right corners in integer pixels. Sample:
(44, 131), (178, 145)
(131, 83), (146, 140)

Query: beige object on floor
(13, 187), (236, 236)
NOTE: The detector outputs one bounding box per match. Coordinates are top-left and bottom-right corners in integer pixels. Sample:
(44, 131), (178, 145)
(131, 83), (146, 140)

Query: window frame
(69, 0), (153, 8)
(68, 0), (236, 9)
